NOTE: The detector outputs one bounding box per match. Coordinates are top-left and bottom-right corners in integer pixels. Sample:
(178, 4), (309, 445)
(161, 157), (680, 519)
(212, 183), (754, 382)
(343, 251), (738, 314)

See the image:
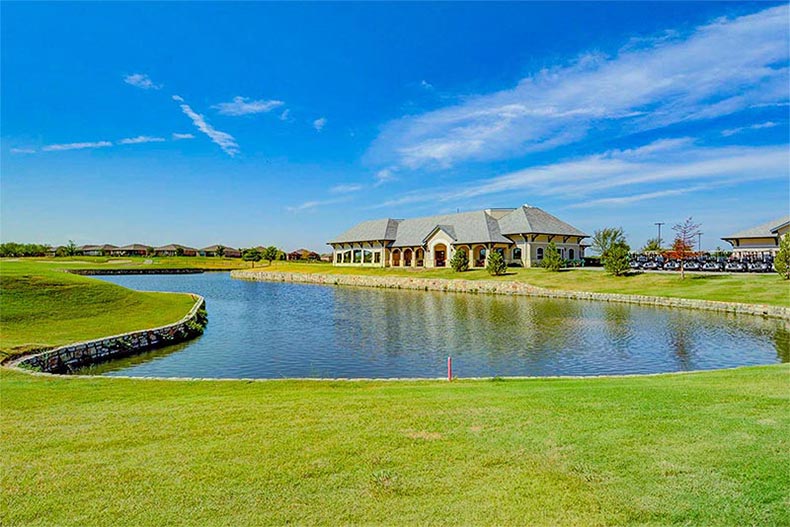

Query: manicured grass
(247, 261), (790, 307)
(0, 262), (196, 358)
(1, 366), (788, 526)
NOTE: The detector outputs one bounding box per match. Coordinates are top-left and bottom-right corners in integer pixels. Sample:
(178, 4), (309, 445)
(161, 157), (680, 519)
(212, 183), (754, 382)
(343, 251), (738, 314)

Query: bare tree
(672, 217), (701, 279)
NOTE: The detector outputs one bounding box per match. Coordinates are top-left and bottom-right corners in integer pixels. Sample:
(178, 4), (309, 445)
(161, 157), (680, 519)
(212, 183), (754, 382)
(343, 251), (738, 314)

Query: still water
(92, 272), (789, 379)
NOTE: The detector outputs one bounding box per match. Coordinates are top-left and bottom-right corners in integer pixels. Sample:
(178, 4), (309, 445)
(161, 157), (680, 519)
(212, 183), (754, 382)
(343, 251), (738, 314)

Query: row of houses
(65, 244), (243, 258)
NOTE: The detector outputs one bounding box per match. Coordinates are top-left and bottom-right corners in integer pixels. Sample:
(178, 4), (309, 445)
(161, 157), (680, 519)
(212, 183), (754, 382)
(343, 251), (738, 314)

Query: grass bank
(2, 366), (788, 526)
(0, 262), (196, 359)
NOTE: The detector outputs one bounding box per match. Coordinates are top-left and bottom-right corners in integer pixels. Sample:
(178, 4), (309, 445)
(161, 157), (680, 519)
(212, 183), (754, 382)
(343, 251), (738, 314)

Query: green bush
(486, 250), (507, 276)
(775, 233), (790, 280)
(450, 248), (469, 272)
(603, 242), (631, 276)
(541, 242), (563, 272)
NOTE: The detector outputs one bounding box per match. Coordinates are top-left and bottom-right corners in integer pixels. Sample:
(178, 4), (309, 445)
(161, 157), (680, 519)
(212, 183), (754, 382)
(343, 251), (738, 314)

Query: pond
(90, 272), (789, 379)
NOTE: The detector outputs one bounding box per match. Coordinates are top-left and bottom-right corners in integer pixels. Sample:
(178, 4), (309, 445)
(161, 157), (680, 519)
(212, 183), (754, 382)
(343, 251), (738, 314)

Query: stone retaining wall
(13, 295), (207, 374)
(231, 270), (790, 320)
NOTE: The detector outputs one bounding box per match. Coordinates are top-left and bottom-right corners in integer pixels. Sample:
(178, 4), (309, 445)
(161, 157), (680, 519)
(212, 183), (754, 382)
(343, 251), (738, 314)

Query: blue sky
(2, 2), (788, 251)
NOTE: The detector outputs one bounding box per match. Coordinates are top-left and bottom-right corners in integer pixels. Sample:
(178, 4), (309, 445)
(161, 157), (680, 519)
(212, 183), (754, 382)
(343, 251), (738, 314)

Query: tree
(591, 227), (626, 260)
(242, 248), (262, 267)
(775, 233), (790, 280)
(671, 217), (701, 279)
(641, 238), (662, 253)
(541, 242), (564, 272)
(604, 241), (631, 276)
(216, 245), (225, 258)
(175, 246), (185, 257)
(261, 246), (279, 265)
(450, 247), (469, 272)
(486, 250), (507, 276)
(65, 240), (78, 257)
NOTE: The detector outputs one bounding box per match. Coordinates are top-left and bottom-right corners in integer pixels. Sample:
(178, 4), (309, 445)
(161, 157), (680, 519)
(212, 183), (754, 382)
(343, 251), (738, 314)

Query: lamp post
(698, 232), (703, 253)
(654, 222), (665, 248)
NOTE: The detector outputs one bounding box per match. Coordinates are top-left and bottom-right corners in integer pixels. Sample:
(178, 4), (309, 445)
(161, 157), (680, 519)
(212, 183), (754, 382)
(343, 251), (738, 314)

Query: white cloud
(367, 5), (790, 170)
(721, 121), (780, 136)
(280, 109), (291, 121)
(118, 135), (166, 144)
(175, 98), (239, 156)
(330, 184), (364, 194)
(42, 141), (113, 152)
(124, 73), (161, 90)
(374, 167), (397, 186)
(420, 80), (434, 90)
(373, 138), (789, 208)
(10, 147), (36, 154)
(313, 117), (327, 132)
(286, 197), (347, 212)
(172, 133), (195, 140)
(213, 96), (285, 116)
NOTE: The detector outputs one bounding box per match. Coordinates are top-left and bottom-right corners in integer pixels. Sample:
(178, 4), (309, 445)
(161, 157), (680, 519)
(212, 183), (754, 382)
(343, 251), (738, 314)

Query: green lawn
(2, 366), (788, 526)
(0, 262), (196, 358)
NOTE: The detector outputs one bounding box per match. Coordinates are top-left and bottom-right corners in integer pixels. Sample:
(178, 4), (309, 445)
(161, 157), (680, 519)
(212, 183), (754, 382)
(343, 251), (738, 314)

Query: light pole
(654, 222), (665, 248)
(698, 232), (703, 253)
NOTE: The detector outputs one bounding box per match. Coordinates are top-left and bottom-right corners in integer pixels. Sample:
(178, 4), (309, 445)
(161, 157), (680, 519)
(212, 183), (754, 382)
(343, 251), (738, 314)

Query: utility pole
(654, 222), (665, 248)
(698, 232), (703, 253)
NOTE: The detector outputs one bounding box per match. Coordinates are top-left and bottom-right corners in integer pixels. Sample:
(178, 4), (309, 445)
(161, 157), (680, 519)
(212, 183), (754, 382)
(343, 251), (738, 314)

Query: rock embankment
(231, 270), (790, 320)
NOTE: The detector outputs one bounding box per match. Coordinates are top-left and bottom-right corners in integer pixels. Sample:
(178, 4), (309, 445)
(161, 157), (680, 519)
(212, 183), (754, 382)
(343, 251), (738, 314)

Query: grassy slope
(1, 366), (788, 526)
(0, 262), (196, 357)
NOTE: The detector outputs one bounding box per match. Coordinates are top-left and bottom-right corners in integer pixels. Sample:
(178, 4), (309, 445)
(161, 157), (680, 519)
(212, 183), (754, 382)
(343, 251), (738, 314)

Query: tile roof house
(153, 244), (199, 257)
(78, 244), (117, 256)
(109, 244), (153, 256)
(722, 215), (790, 257)
(329, 205), (588, 268)
(200, 245), (242, 258)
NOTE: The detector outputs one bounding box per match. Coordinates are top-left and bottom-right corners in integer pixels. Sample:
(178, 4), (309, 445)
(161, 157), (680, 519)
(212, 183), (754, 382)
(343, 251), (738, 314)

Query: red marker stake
(447, 356), (453, 381)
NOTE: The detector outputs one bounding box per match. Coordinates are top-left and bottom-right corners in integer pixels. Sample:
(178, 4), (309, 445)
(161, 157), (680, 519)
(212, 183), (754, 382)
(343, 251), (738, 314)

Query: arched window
(569, 248), (574, 260)
(537, 247), (544, 260)
(513, 248), (522, 260)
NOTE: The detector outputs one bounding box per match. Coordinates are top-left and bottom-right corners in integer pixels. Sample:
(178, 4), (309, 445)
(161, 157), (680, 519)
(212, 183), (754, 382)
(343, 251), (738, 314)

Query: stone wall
(231, 270), (790, 320)
(13, 295), (207, 374)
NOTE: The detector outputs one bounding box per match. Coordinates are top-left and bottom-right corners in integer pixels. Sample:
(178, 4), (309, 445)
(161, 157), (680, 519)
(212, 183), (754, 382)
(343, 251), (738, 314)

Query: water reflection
(86, 273), (789, 379)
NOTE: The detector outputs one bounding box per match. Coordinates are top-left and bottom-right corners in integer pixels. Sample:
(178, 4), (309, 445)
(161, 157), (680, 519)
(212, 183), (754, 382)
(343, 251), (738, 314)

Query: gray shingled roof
(498, 205), (588, 237)
(329, 218), (401, 243)
(154, 244), (198, 252)
(116, 244), (152, 251)
(391, 210), (511, 247)
(722, 216), (790, 240)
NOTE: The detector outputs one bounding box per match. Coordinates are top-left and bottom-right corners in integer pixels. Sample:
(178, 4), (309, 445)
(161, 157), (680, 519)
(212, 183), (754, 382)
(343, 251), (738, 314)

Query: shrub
(604, 241), (631, 276)
(486, 250), (507, 276)
(541, 242), (563, 272)
(450, 248), (469, 272)
(775, 233), (790, 280)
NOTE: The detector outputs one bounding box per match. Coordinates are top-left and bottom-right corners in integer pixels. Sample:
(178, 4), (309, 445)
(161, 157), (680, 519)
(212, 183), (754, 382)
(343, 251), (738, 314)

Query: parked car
(702, 262), (722, 272)
(663, 261), (680, 271)
(725, 261), (745, 272)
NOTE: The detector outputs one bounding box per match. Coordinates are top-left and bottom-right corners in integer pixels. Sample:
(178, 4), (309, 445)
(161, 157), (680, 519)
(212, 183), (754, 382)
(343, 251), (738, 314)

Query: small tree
(775, 233), (790, 280)
(216, 245), (225, 258)
(591, 227), (626, 260)
(541, 242), (564, 272)
(262, 246), (279, 265)
(486, 250), (507, 276)
(175, 246), (185, 257)
(242, 248), (262, 267)
(604, 241), (631, 276)
(450, 247), (469, 272)
(65, 240), (78, 256)
(641, 238), (662, 253)
(672, 217), (701, 279)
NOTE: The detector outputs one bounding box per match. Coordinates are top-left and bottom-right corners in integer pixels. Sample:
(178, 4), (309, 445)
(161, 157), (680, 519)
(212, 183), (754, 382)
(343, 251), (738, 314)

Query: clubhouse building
(722, 215), (790, 258)
(329, 205), (588, 269)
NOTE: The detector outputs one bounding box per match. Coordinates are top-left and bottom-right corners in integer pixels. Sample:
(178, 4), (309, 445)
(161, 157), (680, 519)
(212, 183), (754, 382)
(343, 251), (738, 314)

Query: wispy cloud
(172, 133), (195, 140)
(42, 141), (113, 152)
(10, 147), (36, 154)
(123, 73), (161, 90)
(367, 5), (789, 170)
(721, 121), (780, 137)
(286, 197), (347, 212)
(173, 95), (239, 156)
(420, 80), (434, 91)
(374, 167), (397, 186)
(373, 138), (789, 209)
(313, 117), (327, 132)
(330, 184), (364, 194)
(280, 109), (291, 121)
(212, 96), (285, 116)
(119, 135), (166, 144)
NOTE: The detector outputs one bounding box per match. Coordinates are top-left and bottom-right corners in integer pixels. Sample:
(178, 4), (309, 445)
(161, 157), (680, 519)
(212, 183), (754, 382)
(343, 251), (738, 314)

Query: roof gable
(498, 206), (588, 237)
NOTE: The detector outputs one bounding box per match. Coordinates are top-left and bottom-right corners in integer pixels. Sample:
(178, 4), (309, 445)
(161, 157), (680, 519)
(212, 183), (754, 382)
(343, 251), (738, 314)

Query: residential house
(200, 245), (242, 258)
(110, 244), (152, 256)
(153, 244), (198, 257)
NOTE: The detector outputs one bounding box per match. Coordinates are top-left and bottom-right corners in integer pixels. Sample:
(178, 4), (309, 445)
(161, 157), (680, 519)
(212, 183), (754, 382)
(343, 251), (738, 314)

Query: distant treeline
(0, 243), (54, 257)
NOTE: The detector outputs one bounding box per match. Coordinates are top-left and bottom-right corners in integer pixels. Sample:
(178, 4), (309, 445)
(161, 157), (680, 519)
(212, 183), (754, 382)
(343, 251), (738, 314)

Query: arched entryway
(433, 244), (447, 267)
(391, 249), (401, 267)
(472, 245), (487, 268)
(403, 248), (413, 267)
(415, 248), (425, 267)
